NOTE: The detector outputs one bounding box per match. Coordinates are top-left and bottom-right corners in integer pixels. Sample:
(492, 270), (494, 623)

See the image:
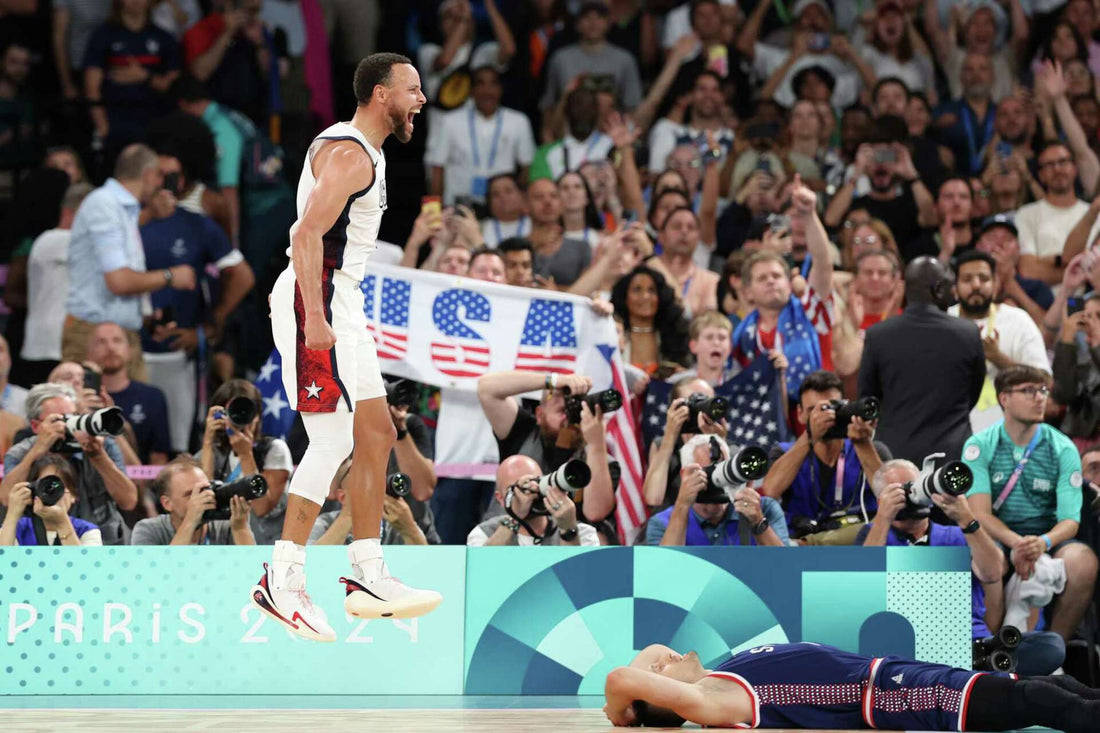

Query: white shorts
(270, 266), (386, 413)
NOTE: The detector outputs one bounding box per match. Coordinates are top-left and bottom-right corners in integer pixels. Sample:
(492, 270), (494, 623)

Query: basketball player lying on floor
(603, 641), (1100, 730)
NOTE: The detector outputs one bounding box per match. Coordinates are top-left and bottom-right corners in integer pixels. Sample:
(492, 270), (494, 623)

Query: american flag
(640, 356), (790, 451)
(362, 275), (410, 360)
(514, 299), (578, 374)
(597, 344), (647, 545)
(256, 349), (295, 440)
(430, 289), (492, 379)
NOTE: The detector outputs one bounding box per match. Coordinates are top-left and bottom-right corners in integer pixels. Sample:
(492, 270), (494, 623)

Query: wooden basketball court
(0, 707), (1057, 732)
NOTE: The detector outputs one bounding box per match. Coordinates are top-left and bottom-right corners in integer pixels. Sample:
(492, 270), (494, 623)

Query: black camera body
(509, 459), (592, 516)
(215, 396), (258, 427)
(384, 378), (418, 409)
(386, 472), (411, 499)
(201, 474), (267, 522)
(564, 388), (622, 424)
(684, 392), (730, 428)
(695, 444), (770, 504)
(24, 475), (66, 513)
(897, 453), (974, 520)
(821, 397), (879, 440)
(973, 626), (1021, 673)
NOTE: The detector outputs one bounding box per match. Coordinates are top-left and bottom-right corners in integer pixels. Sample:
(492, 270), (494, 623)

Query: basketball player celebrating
(604, 641), (1100, 730)
(251, 53), (442, 641)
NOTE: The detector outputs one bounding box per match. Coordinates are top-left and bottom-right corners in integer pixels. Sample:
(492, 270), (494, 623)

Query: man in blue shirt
(141, 151), (254, 452)
(762, 370), (890, 545)
(646, 434), (790, 547)
(932, 51), (996, 178)
(858, 458), (1066, 676)
(62, 144), (197, 382)
(86, 322), (171, 466)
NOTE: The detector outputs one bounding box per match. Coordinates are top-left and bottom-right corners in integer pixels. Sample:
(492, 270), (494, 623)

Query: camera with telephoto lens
(821, 397), (879, 439)
(684, 392), (730, 427)
(513, 459), (592, 516)
(564, 388), (623, 424)
(973, 626), (1022, 673)
(386, 472), (411, 499)
(201, 474), (267, 522)
(214, 396), (257, 428)
(896, 453), (974, 520)
(384, 378), (418, 409)
(32, 475), (66, 507)
(53, 407), (126, 452)
(695, 443), (770, 504)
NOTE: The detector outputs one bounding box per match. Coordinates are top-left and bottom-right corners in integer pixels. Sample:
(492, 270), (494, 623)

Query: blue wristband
(1042, 534), (1053, 551)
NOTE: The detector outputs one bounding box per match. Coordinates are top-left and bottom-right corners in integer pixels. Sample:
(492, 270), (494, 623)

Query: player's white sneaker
(251, 562), (337, 642)
(340, 574), (443, 619)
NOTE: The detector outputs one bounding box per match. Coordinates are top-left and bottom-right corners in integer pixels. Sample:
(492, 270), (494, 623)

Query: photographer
(963, 365), (1097, 642)
(762, 371), (890, 545)
(310, 457), (433, 546)
(0, 455), (102, 546)
(195, 379), (291, 545)
(131, 456), (254, 545)
(0, 383), (136, 544)
(646, 435), (789, 547)
(643, 378), (730, 508)
(859, 460), (1065, 676)
(468, 455), (599, 547)
(477, 369), (615, 522)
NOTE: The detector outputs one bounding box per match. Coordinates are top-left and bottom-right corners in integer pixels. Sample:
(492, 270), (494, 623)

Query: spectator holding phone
(1052, 293), (1100, 447)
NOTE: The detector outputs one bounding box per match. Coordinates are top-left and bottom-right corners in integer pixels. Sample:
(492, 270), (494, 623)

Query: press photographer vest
(777, 439), (869, 523)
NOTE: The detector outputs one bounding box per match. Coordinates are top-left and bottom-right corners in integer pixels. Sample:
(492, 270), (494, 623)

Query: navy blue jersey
(109, 380), (172, 462)
(709, 642), (991, 730)
(140, 208), (235, 353)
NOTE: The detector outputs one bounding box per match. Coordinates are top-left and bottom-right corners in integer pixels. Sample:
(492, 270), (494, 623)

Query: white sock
(348, 538), (386, 583)
(271, 540), (306, 591)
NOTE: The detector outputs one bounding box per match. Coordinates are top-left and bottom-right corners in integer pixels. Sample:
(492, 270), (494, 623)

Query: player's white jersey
(287, 121), (386, 281)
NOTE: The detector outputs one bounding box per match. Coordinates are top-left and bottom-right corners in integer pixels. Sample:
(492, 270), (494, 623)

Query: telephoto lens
(705, 446), (770, 490)
(63, 406), (125, 437)
(822, 396), (879, 439)
(386, 472), (411, 498)
(538, 460), (592, 494)
(226, 396), (258, 426)
(203, 474), (268, 522)
(32, 476), (66, 507)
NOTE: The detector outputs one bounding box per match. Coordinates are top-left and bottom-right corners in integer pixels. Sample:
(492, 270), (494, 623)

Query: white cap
(791, 0), (833, 20)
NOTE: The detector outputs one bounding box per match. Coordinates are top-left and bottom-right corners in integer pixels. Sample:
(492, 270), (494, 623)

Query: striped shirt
(962, 422), (1083, 536)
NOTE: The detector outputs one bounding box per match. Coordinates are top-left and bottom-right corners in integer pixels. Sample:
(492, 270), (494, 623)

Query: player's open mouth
(408, 109), (420, 125)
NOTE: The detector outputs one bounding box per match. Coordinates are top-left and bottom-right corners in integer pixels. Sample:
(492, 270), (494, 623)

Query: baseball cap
(792, 0), (833, 20)
(979, 214), (1018, 238)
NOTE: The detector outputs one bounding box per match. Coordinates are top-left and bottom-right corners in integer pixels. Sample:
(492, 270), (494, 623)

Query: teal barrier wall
(0, 546), (971, 696)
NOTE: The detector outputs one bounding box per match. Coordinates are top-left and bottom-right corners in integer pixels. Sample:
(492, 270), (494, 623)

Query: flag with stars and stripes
(640, 357), (790, 451)
(430, 289), (492, 379)
(256, 350), (294, 440)
(596, 344), (647, 545)
(362, 274), (410, 361)
(514, 299), (578, 374)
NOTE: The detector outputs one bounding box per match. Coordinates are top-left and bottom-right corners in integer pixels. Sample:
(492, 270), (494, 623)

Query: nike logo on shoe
(340, 576), (388, 602)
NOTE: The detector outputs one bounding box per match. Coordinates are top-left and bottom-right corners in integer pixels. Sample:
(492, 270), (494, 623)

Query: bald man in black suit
(858, 257), (986, 463)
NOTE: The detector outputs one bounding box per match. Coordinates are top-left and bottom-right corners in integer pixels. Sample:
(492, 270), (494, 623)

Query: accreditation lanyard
(563, 133), (605, 170)
(993, 427), (1042, 511)
(833, 452), (846, 507)
(961, 104), (994, 175)
(469, 108), (503, 170)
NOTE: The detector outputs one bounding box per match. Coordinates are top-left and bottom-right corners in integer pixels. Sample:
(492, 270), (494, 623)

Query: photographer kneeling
(468, 455), (599, 546)
(762, 370), (891, 545)
(478, 370), (615, 522)
(0, 383), (137, 544)
(646, 435), (789, 547)
(858, 459), (1065, 676)
(131, 456), (255, 545)
(196, 380), (291, 544)
(0, 455), (102, 545)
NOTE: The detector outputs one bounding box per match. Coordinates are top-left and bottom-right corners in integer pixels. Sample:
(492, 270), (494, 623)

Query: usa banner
(359, 262), (616, 391)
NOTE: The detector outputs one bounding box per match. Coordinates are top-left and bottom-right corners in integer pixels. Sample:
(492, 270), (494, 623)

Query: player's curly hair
(610, 265), (691, 368)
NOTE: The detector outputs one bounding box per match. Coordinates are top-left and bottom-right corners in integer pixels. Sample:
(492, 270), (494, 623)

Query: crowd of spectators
(4, 0), (1100, 678)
